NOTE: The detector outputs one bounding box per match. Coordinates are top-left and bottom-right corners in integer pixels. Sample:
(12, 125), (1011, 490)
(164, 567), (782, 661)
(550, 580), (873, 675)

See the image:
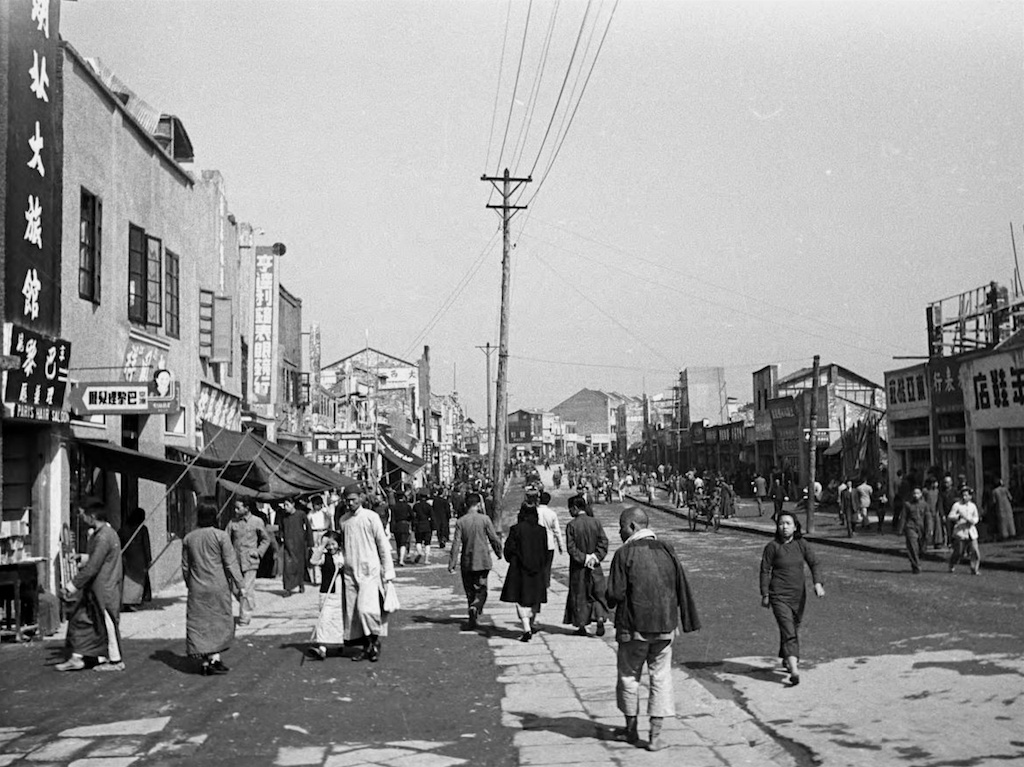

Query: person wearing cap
(337, 489), (395, 662)
(227, 499), (270, 625)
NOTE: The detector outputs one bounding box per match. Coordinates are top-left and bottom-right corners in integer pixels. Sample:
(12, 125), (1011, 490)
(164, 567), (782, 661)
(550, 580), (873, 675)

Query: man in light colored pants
(616, 638), (674, 719)
(227, 500), (270, 625)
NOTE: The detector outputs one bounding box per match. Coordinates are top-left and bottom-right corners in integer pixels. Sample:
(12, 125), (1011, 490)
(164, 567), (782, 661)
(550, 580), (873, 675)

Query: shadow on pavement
(150, 647), (200, 675)
(511, 711), (611, 741)
(685, 659), (786, 685)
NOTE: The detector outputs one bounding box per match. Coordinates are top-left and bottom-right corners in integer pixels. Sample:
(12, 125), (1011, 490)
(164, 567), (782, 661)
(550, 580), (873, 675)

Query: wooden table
(0, 559), (43, 641)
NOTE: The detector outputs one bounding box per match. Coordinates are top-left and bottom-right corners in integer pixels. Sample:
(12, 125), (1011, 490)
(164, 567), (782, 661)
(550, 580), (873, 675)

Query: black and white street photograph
(1, 1), (1022, 765)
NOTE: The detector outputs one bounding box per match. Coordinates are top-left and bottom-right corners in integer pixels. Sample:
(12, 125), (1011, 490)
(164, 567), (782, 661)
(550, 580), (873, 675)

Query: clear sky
(62, 0), (1023, 423)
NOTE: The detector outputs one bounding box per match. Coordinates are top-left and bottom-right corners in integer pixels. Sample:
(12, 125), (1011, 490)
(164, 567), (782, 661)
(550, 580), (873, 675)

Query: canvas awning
(175, 423), (356, 501)
(76, 440), (190, 486)
(378, 433), (426, 476)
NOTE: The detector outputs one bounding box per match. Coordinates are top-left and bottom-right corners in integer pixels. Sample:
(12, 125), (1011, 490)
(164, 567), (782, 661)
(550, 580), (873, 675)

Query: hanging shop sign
(68, 373), (179, 415)
(251, 250), (277, 405)
(195, 382), (242, 430)
(438, 441), (453, 485)
(928, 357), (964, 414)
(4, 0), (62, 335)
(1, 322), (70, 422)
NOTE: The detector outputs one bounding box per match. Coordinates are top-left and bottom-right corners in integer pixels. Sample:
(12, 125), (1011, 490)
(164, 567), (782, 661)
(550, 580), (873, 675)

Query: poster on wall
(4, 0), (63, 334)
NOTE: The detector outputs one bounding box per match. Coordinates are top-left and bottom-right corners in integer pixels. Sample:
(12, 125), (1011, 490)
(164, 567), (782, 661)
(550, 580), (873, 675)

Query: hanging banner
(4, 0), (63, 334)
(251, 249), (277, 405)
(2, 322), (71, 422)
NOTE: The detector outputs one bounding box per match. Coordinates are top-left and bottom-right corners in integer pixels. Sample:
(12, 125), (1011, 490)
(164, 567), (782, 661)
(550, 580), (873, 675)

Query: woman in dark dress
(500, 506), (549, 642)
(118, 507), (152, 610)
(277, 498), (309, 595)
(563, 496), (609, 637)
(759, 511), (825, 686)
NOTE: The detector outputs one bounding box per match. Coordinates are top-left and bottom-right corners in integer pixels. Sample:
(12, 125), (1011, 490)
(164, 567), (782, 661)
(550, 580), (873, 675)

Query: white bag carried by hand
(382, 581), (400, 613)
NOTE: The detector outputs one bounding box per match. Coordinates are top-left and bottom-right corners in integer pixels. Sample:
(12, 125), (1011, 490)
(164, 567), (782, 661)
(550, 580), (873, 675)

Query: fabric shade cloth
(75, 440), (191, 486)
(179, 423), (357, 501)
(378, 432), (426, 476)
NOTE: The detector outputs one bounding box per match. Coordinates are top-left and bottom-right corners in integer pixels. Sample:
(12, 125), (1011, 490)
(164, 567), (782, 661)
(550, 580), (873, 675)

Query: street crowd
(54, 459), (838, 752)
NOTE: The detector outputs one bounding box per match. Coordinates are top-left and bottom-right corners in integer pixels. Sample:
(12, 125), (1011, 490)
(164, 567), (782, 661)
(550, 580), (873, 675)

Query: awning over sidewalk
(76, 440), (190, 486)
(378, 432), (426, 476)
(176, 423), (356, 501)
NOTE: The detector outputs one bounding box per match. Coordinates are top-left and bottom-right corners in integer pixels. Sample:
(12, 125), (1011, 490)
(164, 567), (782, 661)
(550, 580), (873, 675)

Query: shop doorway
(120, 415), (140, 526)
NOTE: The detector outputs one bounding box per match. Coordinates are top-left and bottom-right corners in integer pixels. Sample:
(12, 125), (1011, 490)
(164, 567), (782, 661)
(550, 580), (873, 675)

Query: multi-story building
(551, 388), (629, 454)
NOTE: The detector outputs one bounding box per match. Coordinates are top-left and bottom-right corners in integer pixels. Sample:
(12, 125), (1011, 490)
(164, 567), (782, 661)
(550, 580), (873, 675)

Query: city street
(2, 471), (1023, 766)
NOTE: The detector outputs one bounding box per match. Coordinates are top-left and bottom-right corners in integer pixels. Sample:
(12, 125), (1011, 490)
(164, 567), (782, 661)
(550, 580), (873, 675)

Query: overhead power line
(402, 231), (501, 359)
(483, 0), (513, 175)
(494, 0), (534, 174)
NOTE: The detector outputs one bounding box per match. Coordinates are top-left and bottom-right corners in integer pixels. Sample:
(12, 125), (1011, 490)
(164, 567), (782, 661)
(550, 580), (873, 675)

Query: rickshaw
(688, 490), (721, 532)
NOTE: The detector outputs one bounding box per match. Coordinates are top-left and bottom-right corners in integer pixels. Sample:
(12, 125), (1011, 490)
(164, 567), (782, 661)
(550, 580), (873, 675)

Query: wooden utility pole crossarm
(481, 168), (531, 524)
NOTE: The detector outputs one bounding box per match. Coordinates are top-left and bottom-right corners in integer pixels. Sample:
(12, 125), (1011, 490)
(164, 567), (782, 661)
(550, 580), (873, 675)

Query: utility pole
(476, 342), (496, 479)
(481, 168), (531, 523)
(806, 355), (821, 534)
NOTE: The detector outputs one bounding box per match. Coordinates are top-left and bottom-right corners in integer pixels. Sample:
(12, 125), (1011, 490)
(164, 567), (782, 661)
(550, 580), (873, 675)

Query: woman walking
(277, 498), (309, 595)
(759, 512), (825, 686)
(181, 499), (244, 676)
(563, 495), (609, 637)
(948, 486), (981, 574)
(500, 505), (549, 642)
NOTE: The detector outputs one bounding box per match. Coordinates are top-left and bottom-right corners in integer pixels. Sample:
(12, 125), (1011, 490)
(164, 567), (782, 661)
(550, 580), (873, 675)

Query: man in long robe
(337, 489), (395, 662)
(58, 499), (124, 672)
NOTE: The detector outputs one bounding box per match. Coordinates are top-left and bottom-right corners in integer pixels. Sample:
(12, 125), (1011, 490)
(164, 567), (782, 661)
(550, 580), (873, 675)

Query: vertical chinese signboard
(5, 0), (62, 335)
(251, 249), (278, 406)
(2, 323), (70, 422)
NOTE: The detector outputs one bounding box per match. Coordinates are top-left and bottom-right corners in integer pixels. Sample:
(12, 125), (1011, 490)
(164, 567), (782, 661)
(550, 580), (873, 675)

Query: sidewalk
(626, 491), (1024, 574)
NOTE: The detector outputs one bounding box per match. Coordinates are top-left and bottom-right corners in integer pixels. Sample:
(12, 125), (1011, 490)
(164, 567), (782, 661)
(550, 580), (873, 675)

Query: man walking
(448, 492), (502, 629)
(58, 499), (125, 672)
(431, 487), (452, 549)
(228, 499), (270, 625)
(337, 489), (395, 662)
(606, 507), (700, 751)
(752, 472), (768, 517)
(897, 486), (928, 574)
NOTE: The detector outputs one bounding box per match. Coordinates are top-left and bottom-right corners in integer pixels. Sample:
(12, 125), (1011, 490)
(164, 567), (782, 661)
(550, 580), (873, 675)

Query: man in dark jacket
(431, 488), (452, 549)
(390, 492), (414, 567)
(898, 485), (928, 573)
(448, 492), (502, 628)
(606, 507), (700, 752)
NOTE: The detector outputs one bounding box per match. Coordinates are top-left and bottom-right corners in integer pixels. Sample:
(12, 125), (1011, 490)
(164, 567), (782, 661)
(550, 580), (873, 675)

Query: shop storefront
(885, 363), (933, 492)
(929, 356), (968, 481)
(961, 349), (1024, 530)
(768, 397), (800, 477)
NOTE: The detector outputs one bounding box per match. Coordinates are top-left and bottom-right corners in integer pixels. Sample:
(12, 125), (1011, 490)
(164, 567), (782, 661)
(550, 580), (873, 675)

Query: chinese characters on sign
(1, 322), (71, 422)
(122, 340), (168, 382)
(970, 365), (1022, 412)
(5, 0), (62, 335)
(67, 380), (179, 415)
(252, 252), (276, 405)
(887, 370), (928, 407)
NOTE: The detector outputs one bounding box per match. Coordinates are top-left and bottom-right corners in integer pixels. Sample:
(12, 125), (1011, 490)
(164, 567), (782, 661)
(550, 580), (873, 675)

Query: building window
(165, 408), (186, 435)
(165, 250), (180, 338)
(79, 188), (102, 303)
(128, 225), (162, 326)
(167, 485), (194, 540)
(199, 289), (214, 359)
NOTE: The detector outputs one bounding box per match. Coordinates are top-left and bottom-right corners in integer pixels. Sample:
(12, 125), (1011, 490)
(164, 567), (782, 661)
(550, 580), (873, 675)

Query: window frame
(128, 224), (146, 323)
(165, 249), (180, 339)
(145, 235), (163, 328)
(78, 188), (102, 303)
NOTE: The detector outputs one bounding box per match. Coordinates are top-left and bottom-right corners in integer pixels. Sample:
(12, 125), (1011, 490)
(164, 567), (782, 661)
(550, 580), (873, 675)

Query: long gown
(181, 526), (244, 657)
(118, 523), (151, 607)
(279, 508), (309, 591)
(338, 508), (395, 641)
(563, 514), (610, 627)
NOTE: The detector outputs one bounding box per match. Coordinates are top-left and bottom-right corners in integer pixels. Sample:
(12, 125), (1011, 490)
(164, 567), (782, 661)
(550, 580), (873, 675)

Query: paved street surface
(2, 469), (1023, 766)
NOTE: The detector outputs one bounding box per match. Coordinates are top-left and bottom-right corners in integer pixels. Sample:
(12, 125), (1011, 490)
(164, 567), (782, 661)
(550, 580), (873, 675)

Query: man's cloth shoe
(94, 661), (125, 672)
(56, 657), (86, 672)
